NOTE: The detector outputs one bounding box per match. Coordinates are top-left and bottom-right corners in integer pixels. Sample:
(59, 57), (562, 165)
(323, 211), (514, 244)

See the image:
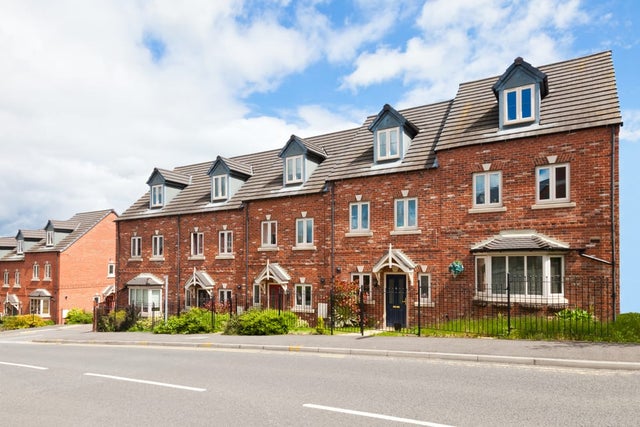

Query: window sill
(215, 254), (235, 260)
(188, 255), (205, 261)
(2, 284), (9, 288)
(293, 245), (317, 251)
(291, 306), (314, 314)
(150, 257), (165, 262)
(531, 201), (576, 210)
(473, 295), (568, 306)
(414, 302), (435, 308)
(345, 231), (373, 238)
(258, 246), (279, 252)
(390, 229), (422, 236)
(468, 206), (507, 214)
(43, 278), (52, 282)
(13, 285), (21, 288)
(32, 278), (40, 282)
(128, 257), (143, 262)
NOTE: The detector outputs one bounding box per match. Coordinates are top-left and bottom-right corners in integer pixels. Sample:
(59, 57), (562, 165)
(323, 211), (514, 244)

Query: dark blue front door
(386, 274), (406, 328)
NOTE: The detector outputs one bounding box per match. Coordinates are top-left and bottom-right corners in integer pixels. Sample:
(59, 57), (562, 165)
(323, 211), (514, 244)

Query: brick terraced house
(0, 209), (118, 323)
(115, 51), (621, 328)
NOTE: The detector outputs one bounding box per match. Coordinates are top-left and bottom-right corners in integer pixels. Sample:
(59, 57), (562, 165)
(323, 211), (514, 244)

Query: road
(0, 339), (638, 426)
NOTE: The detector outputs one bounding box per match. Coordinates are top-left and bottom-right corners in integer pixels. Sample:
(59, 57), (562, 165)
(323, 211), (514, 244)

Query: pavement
(2, 324), (640, 371)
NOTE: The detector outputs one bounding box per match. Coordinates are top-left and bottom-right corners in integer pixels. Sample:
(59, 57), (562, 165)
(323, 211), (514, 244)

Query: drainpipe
(244, 202), (249, 310)
(610, 126), (617, 321)
(176, 215), (181, 316)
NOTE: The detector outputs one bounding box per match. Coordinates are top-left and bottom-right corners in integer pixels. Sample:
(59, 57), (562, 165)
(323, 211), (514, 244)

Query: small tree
(332, 280), (362, 327)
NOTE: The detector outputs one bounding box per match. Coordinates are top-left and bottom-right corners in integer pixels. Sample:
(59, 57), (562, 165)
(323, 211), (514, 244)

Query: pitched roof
(31, 209), (116, 253)
(0, 237), (17, 248)
(437, 51), (622, 151)
(471, 231), (570, 252)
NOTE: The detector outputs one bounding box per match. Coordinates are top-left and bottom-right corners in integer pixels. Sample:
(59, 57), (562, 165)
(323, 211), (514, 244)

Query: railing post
(507, 273), (511, 335)
(330, 288), (335, 335)
(417, 283), (421, 337)
(359, 288), (364, 336)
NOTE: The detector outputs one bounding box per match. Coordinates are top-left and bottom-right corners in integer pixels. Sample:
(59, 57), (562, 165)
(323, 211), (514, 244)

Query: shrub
(2, 315), (53, 330)
(97, 306), (139, 332)
(609, 312), (640, 343)
(224, 309), (289, 335)
(65, 308), (93, 324)
(555, 308), (593, 321)
(316, 316), (326, 335)
(332, 280), (361, 327)
(154, 308), (219, 334)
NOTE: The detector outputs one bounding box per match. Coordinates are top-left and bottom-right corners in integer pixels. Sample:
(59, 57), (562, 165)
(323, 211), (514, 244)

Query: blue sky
(0, 0), (638, 311)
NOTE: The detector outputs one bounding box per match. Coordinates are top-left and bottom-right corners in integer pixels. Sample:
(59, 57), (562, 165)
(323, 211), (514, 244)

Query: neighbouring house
(0, 209), (118, 323)
(115, 51), (621, 328)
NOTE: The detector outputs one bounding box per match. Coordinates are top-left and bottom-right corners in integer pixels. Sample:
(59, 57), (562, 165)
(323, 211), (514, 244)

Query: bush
(224, 309), (289, 335)
(555, 308), (593, 321)
(65, 308), (93, 324)
(154, 308), (221, 334)
(97, 306), (139, 332)
(609, 312), (640, 343)
(2, 315), (53, 330)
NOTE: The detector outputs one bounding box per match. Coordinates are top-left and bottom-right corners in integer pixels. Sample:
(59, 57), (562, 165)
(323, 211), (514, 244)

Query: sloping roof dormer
(278, 135), (327, 186)
(44, 219), (78, 247)
(207, 156), (253, 202)
(492, 57), (548, 130)
(145, 168), (191, 209)
(15, 229), (46, 254)
(368, 104), (419, 164)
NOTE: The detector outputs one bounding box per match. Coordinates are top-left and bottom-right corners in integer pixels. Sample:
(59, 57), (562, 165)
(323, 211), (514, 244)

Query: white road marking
(0, 361), (48, 370)
(303, 403), (454, 426)
(84, 373), (206, 392)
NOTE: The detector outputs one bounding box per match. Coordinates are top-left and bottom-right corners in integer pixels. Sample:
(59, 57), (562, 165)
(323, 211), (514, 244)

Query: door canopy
(184, 268), (215, 291)
(254, 260), (291, 291)
(372, 244), (417, 287)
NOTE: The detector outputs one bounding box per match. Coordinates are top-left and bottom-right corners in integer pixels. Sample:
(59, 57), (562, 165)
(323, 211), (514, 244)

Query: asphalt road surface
(0, 341), (638, 426)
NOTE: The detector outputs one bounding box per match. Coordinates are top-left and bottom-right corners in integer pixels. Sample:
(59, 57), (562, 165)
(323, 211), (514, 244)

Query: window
(16, 240), (23, 255)
(131, 236), (142, 258)
(152, 235), (164, 259)
(30, 298), (50, 317)
(504, 85), (535, 124)
(219, 289), (232, 305)
(285, 155), (303, 184)
(261, 221), (277, 248)
(212, 175), (228, 201)
(14, 270), (20, 287)
(219, 230), (233, 255)
(395, 198), (417, 230)
(473, 172), (501, 207)
(129, 288), (161, 315)
(351, 273), (372, 303)
(46, 230), (54, 246)
(418, 274), (431, 305)
(537, 164), (569, 203)
(350, 202), (370, 233)
(32, 263), (39, 280)
(3, 270), (8, 287)
(107, 262), (115, 278)
(475, 254), (564, 300)
(296, 218), (314, 247)
(191, 232), (204, 257)
(44, 263), (51, 280)
(295, 284), (312, 310)
(150, 184), (164, 207)
(253, 284), (261, 306)
(376, 128), (399, 161)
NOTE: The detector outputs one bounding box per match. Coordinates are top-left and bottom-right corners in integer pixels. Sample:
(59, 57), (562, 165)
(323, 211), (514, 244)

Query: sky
(0, 0), (638, 312)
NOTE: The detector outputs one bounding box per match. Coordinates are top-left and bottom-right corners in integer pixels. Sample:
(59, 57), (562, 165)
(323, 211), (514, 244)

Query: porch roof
(29, 289), (51, 298)
(185, 269), (215, 290)
(254, 261), (291, 285)
(126, 273), (165, 286)
(372, 245), (417, 273)
(471, 230), (570, 252)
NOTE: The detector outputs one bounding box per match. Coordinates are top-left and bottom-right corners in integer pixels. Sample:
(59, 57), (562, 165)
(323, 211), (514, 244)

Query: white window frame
(191, 232), (204, 257)
(3, 270), (9, 287)
(536, 164), (570, 204)
(351, 273), (372, 303)
(376, 127), (400, 161)
(504, 84), (535, 125)
(394, 198), (418, 230)
(14, 270), (20, 287)
(212, 175), (228, 201)
(418, 274), (432, 306)
(107, 262), (115, 278)
(218, 230), (233, 256)
(29, 298), (50, 317)
(294, 284), (312, 312)
(16, 240), (23, 255)
(475, 254), (565, 303)
(150, 184), (164, 208)
(131, 236), (142, 259)
(295, 218), (314, 248)
(128, 287), (162, 316)
(285, 155), (303, 184)
(473, 171), (502, 208)
(32, 263), (39, 280)
(349, 202), (370, 233)
(46, 230), (54, 247)
(219, 289), (232, 306)
(152, 235), (164, 259)
(44, 263), (51, 280)
(253, 284), (261, 306)
(261, 220), (278, 248)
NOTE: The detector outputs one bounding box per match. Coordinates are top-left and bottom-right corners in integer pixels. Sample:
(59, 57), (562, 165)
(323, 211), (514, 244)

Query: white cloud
(621, 109), (640, 143)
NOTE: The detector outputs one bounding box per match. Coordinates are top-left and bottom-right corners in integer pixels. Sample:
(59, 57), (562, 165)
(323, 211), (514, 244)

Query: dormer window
(16, 240), (23, 255)
(212, 175), (228, 201)
(376, 127), (400, 161)
(285, 155), (303, 184)
(504, 84), (535, 125)
(46, 230), (54, 247)
(150, 184), (164, 208)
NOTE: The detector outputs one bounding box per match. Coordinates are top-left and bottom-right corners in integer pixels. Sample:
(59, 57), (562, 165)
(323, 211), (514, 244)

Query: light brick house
(0, 209), (118, 323)
(115, 51), (621, 326)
